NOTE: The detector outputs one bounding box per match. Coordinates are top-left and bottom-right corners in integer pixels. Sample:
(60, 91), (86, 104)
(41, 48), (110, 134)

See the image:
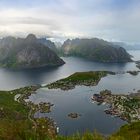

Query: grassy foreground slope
(56, 122), (140, 140)
(0, 88), (139, 140)
(0, 88), (32, 140)
(0, 71), (140, 140)
(0, 87), (56, 140)
(109, 121), (140, 140)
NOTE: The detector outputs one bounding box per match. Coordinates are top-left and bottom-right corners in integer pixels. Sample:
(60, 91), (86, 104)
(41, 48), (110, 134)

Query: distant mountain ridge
(112, 42), (140, 50)
(38, 38), (58, 52)
(0, 34), (65, 69)
(62, 38), (132, 62)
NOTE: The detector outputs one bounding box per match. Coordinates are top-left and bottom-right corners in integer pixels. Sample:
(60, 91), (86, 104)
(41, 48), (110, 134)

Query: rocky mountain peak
(25, 34), (37, 42)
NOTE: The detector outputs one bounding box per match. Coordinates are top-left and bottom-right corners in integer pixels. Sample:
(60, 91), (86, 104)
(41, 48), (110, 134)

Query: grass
(0, 119), (33, 140)
(0, 86), (57, 140)
(0, 88), (33, 140)
(56, 131), (104, 140)
(46, 71), (114, 90)
(0, 90), (29, 120)
(110, 121), (140, 140)
(63, 71), (107, 82)
(0, 76), (139, 140)
(1, 121), (139, 140)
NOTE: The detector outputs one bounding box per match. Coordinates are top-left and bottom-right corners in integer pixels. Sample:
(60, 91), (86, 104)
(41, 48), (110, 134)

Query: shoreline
(0, 70), (140, 139)
(91, 90), (140, 122)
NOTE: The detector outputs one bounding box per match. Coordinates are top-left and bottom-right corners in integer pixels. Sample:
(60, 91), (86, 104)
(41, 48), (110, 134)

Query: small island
(92, 90), (140, 122)
(68, 113), (81, 119)
(46, 71), (115, 90)
(127, 71), (140, 76)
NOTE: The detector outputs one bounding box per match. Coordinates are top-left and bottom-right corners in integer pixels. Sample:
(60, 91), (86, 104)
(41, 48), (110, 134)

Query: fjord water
(1, 50), (140, 135)
(32, 87), (126, 135)
(0, 50), (139, 90)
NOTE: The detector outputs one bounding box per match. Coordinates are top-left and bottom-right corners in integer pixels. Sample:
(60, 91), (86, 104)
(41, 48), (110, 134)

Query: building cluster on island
(91, 90), (140, 122)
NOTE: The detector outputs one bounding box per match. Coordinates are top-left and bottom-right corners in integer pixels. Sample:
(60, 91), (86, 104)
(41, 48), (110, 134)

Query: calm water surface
(30, 71), (140, 135)
(0, 50), (139, 90)
(32, 87), (126, 135)
(1, 50), (140, 135)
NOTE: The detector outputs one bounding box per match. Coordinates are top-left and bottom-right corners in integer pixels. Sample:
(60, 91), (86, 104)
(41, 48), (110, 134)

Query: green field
(47, 71), (115, 90)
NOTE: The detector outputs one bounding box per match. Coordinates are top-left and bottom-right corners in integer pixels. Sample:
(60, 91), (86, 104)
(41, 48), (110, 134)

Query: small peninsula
(46, 71), (115, 90)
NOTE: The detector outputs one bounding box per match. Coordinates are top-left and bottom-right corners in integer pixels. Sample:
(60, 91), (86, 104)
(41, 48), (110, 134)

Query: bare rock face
(38, 38), (58, 53)
(25, 34), (37, 42)
(62, 38), (132, 63)
(0, 34), (65, 69)
(17, 49), (40, 64)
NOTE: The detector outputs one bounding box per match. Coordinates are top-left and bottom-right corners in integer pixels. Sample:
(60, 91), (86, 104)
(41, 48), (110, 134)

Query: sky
(0, 0), (140, 43)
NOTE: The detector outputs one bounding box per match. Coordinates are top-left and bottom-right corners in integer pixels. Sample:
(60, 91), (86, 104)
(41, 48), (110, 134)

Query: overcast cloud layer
(0, 0), (140, 43)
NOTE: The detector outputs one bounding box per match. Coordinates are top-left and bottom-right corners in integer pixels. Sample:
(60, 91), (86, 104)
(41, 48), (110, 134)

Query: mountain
(0, 34), (65, 69)
(38, 38), (64, 56)
(38, 38), (58, 53)
(113, 42), (140, 50)
(62, 38), (132, 62)
(54, 42), (62, 48)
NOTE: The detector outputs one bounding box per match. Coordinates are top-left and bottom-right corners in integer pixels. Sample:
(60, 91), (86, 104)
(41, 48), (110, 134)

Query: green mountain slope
(62, 38), (132, 62)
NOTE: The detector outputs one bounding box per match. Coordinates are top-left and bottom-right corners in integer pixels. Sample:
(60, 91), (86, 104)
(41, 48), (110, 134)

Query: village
(91, 90), (140, 122)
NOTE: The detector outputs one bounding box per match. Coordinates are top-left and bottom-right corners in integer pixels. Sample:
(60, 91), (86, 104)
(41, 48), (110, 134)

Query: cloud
(0, 0), (140, 43)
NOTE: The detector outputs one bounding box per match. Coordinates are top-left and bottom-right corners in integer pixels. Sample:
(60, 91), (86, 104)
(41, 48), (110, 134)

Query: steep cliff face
(0, 34), (65, 69)
(62, 38), (132, 62)
(38, 38), (58, 53)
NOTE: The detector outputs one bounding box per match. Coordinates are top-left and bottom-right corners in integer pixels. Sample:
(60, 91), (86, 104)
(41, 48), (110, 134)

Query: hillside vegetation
(62, 38), (132, 63)
(47, 71), (114, 90)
